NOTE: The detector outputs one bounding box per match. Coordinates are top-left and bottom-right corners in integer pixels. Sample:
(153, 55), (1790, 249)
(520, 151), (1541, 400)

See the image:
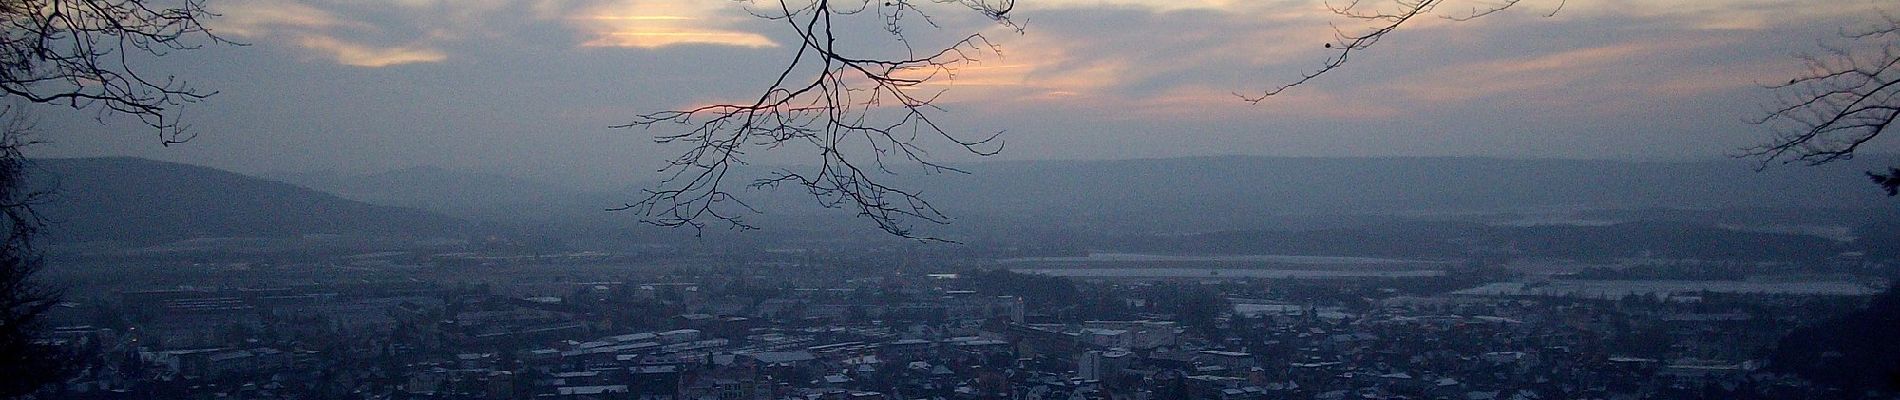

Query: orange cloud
(570, 1), (778, 49)
(1557, 0), (1877, 31)
(1374, 42), (1672, 105)
(296, 35), (447, 67)
(213, 0), (361, 37)
(899, 28), (1139, 104)
(212, 0), (452, 68)
(581, 29), (777, 49)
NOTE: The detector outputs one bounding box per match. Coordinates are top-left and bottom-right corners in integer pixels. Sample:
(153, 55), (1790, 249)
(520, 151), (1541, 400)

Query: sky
(25, 0), (1897, 190)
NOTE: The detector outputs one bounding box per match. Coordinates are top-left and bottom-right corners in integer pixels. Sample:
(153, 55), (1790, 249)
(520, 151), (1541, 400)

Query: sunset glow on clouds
(214, 0), (781, 67)
(214, 0), (449, 67)
(36, 0), (1894, 181)
(569, 1), (777, 48)
(195, 0), (1884, 108)
(294, 35), (448, 67)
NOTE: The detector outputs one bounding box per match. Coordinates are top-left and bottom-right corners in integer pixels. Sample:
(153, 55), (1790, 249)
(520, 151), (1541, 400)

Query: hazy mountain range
(913, 155), (1897, 230)
(28, 155), (1900, 247)
(29, 157), (464, 246)
(271, 166), (628, 227)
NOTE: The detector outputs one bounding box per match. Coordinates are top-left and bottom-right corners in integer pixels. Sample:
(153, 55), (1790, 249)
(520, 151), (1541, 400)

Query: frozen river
(1000, 252), (1442, 265)
(1012, 268), (1446, 279)
(1452, 280), (1884, 298)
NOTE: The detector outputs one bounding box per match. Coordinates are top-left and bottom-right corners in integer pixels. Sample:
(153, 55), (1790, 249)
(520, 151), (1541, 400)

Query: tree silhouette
(1263, 1), (1900, 193)
(1242, 0), (1564, 102)
(621, 0), (1015, 239)
(626, 0), (1581, 238)
(631, 0), (1898, 240)
(1750, 14), (1900, 196)
(0, 0), (221, 396)
(0, 110), (65, 398)
(0, 0), (224, 144)
(1874, 167), (1900, 195)
(1240, 0), (1899, 192)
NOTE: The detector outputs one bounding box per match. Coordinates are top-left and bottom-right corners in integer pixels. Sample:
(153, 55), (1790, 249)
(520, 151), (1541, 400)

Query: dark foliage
(1770, 286), (1900, 393)
(0, 125), (66, 398)
(0, 2), (220, 392)
(1872, 167), (1900, 196)
(1169, 285), (1229, 339)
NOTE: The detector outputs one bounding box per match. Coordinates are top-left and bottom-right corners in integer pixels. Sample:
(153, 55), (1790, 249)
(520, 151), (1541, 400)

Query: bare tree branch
(1748, 15), (1900, 169)
(0, 105), (66, 397)
(1744, 14), (1900, 195)
(628, 0), (1600, 237)
(0, 1), (221, 394)
(620, 0), (1014, 240)
(1240, 0), (1559, 103)
(0, 0), (229, 144)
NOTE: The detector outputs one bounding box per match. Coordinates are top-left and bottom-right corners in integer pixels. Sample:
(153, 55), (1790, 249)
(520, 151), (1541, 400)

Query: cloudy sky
(27, 0), (1895, 189)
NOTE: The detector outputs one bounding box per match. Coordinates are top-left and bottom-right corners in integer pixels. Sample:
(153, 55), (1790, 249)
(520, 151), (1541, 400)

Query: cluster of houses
(34, 262), (1885, 399)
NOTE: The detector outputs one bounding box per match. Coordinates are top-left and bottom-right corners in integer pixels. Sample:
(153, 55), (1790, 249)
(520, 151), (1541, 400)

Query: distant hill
(29, 157), (465, 245)
(737, 155), (1900, 234)
(270, 166), (638, 232)
(987, 155), (1880, 212)
(1136, 220), (1850, 261)
(260, 155), (1900, 241)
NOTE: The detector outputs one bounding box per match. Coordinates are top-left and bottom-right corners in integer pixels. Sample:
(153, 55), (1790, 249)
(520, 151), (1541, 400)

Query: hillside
(30, 157), (466, 245)
(712, 155), (1900, 236)
(273, 166), (627, 226)
(1133, 220), (1853, 261)
(255, 155), (1900, 244)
